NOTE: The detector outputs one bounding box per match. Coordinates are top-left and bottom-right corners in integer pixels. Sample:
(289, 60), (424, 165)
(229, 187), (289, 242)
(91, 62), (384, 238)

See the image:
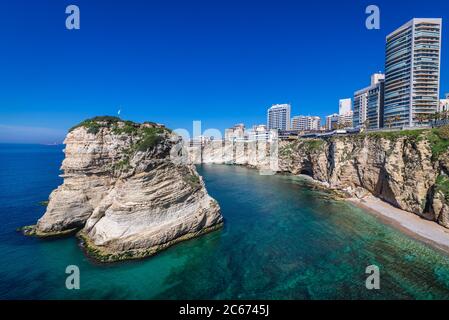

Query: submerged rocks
(29, 117), (223, 262)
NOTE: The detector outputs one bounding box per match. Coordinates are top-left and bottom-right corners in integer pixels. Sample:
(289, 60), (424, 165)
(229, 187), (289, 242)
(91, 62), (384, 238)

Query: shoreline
(349, 196), (449, 255)
(294, 173), (449, 255)
(202, 167), (449, 255)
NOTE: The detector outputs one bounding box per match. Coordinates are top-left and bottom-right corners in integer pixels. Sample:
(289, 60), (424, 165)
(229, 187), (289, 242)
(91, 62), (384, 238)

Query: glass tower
(384, 18), (442, 128)
(267, 104), (291, 130)
(353, 74), (385, 129)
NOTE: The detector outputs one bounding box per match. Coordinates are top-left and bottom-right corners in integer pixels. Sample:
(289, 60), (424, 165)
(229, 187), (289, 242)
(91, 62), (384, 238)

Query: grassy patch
(111, 120), (139, 135)
(69, 117), (172, 174)
(301, 139), (325, 152)
(366, 129), (424, 141)
(364, 127), (449, 160)
(183, 174), (201, 189)
(38, 200), (49, 207)
(69, 116), (122, 134)
(280, 144), (294, 157)
(113, 158), (131, 171)
(428, 126), (449, 160)
(135, 127), (166, 152)
(435, 174), (449, 202)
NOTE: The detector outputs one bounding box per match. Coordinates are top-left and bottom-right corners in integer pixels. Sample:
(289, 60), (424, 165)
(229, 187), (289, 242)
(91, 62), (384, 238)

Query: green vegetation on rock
(111, 126), (170, 172)
(366, 129), (424, 141)
(301, 139), (325, 152)
(428, 126), (449, 160)
(69, 116), (122, 134)
(280, 144), (295, 157)
(135, 127), (166, 152)
(111, 120), (139, 135)
(113, 158), (131, 171)
(184, 174), (201, 189)
(70, 117), (172, 171)
(363, 126), (449, 160)
(435, 174), (449, 202)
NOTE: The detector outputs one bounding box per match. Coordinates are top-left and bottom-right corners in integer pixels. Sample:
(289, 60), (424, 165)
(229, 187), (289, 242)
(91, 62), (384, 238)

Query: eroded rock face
(284, 137), (435, 210)
(278, 135), (449, 227)
(190, 132), (449, 229)
(34, 119), (223, 261)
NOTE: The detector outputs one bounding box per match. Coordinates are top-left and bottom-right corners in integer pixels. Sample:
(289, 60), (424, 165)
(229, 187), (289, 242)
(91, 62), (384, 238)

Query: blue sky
(0, 0), (448, 143)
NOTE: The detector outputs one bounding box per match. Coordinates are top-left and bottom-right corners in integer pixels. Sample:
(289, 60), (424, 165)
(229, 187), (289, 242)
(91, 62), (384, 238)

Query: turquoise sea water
(1, 144), (449, 299)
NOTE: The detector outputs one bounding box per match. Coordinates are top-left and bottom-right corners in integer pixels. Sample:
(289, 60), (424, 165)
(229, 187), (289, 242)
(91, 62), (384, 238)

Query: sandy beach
(350, 196), (449, 255)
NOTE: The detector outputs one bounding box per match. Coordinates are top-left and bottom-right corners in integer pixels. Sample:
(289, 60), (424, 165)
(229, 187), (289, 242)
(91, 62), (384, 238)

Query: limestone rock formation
(279, 132), (449, 228)
(190, 128), (449, 229)
(30, 117), (223, 262)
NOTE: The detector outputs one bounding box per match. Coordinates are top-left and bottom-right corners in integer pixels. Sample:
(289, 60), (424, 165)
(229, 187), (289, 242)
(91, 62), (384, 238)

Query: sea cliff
(27, 117), (223, 262)
(189, 127), (449, 229)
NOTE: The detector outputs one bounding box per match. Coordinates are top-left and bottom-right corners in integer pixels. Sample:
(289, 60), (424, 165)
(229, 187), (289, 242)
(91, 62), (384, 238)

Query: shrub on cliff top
(436, 125), (449, 140)
(364, 127), (449, 160)
(428, 126), (449, 160)
(367, 129), (424, 141)
(183, 174), (201, 189)
(435, 174), (449, 202)
(69, 116), (122, 133)
(135, 127), (166, 152)
(111, 120), (139, 135)
(301, 139), (325, 152)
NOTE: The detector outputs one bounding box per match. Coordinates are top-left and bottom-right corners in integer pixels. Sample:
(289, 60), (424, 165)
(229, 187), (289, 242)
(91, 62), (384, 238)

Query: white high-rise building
(337, 98), (353, 128)
(225, 123), (245, 142)
(291, 116), (306, 131)
(371, 73), (385, 85)
(339, 113), (353, 128)
(384, 18), (442, 127)
(439, 99), (449, 113)
(339, 99), (352, 116)
(246, 125), (277, 141)
(326, 114), (340, 131)
(444, 92), (449, 111)
(353, 73), (385, 129)
(353, 91), (369, 128)
(267, 104), (291, 130)
(307, 116), (321, 131)
(291, 116), (321, 131)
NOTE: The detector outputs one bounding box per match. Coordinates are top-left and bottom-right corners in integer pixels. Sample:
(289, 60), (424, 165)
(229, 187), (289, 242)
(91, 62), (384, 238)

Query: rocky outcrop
(29, 117), (223, 262)
(278, 136), (438, 214)
(190, 129), (449, 228)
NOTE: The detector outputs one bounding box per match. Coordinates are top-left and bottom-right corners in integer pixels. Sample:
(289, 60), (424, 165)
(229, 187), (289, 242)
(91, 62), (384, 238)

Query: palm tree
(362, 119), (370, 130)
(443, 111), (449, 120)
(392, 115), (401, 128)
(416, 113), (426, 126)
(386, 117), (393, 129)
(427, 112), (439, 127)
(336, 122), (346, 130)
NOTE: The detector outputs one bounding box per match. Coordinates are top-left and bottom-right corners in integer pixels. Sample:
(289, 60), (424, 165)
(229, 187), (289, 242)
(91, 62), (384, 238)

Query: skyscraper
(339, 99), (352, 116)
(439, 98), (449, 113)
(267, 104), (291, 130)
(366, 80), (385, 129)
(384, 18), (442, 128)
(353, 91), (369, 128)
(353, 73), (385, 129)
(338, 98), (353, 128)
